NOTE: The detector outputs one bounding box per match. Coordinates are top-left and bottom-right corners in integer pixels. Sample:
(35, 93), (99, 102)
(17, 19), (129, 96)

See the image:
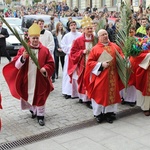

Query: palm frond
(116, 1), (132, 58)
(96, 18), (106, 33)
(115, 1), (133, 88)
(116, 50), (132, 88)
(92, 18), (106, 46)
(0, 16), (40, 69)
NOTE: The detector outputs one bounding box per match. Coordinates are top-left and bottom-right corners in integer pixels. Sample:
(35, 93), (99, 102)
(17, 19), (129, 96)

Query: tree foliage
(33, 0), (42, 3)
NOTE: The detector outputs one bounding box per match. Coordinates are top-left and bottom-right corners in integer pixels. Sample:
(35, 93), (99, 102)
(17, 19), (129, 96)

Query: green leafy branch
(116, 1), (133, 59)
(116, 50), (132, 88)
(115, 1), (133, 88)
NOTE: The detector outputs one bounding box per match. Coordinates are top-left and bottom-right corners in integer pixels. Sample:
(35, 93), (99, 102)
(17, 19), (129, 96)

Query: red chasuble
(3, 43), (55, 106)
(129, 50), (150, 96)
(84, 42), (124, 106)
(68, 34), (93, 94)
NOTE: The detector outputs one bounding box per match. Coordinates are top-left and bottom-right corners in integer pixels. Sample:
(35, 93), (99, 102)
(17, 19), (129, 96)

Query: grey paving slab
(76, 125), (117, 143)
(137, 147), (150, 150)
(52, 131), (84, 144)
(118, 112), (150, 127)
(13, 147), (26, 150)
(110, 120), (150, 139)
(100, 135), (144, 150)
(134, 133), (150, 147)
(62, 137), (109, 150)
(24, 139), (68, 150)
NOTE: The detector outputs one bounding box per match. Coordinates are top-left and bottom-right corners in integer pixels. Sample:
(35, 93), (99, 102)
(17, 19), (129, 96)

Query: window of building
(112, 0), (117, 7)
(101, 0), (105, 7)
(78, 0), (80, 9)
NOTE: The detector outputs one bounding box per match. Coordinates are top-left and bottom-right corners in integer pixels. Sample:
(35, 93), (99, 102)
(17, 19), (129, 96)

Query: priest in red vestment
(3, 23), (55, 126)
(68, 16), (95, 109)
(129, 47), (150, 116)
(84, 29), (124, 123)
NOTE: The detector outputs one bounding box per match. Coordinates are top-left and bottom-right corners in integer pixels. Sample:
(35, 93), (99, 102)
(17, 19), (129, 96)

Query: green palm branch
(0, 16), (40, 69)
(116, 50), (132, 88)
(115, 1), (133, 88)
(96, 18), (106, 33)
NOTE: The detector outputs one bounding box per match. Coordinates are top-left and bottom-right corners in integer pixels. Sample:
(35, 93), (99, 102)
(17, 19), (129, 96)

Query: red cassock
(129, 50), (150, 96)
(68, 34), (89, 94)
(84, 42), (124, 106)
(3, 43), (55, 106)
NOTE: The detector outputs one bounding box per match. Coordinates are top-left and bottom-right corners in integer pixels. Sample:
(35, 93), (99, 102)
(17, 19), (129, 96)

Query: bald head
(97, 29), (107, 36)
(97, 29), (109, 44)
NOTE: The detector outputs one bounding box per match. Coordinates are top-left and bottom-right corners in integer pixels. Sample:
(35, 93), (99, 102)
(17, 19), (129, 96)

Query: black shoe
(79, 99), (83, 103)
(9, 57), (12, 62)
(55, 75), (58, 79)
(107, 112), (116, 120)
(30, 110), (36, 119)
(85, 101), (92, 109)
(95, 113), (103, 123)
(65, 95), (71, 99)
(104, 113), (113, 124)
(37, 116), (45, 126)
(52, 79), (55, 83)
(121, 98), (127, 105)
(129, 102), (136, 107)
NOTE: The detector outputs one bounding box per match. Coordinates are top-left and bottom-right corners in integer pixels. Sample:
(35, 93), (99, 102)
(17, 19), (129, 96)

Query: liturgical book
(97, 50), (113, 62)
(139, 53), (150, 70)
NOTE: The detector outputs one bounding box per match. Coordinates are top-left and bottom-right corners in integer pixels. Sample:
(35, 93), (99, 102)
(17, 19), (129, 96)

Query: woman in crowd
(52, 22), (66, 79)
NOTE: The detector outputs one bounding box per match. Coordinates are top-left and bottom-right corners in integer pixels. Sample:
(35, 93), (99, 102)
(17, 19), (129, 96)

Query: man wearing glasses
(68, 16), (95, 109)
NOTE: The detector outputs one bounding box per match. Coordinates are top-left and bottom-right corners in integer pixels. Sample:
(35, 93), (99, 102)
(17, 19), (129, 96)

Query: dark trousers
(55, 55), (65, 77)
(0, 45), (11, 62)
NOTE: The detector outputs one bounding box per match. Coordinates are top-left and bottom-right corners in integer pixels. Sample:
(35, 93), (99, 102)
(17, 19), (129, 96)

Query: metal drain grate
(0, 119), (97, 150)
(0, 106), (141, 150)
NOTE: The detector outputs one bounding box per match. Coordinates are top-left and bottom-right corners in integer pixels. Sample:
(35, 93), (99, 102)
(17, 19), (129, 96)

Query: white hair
(97, 29), (107, 37)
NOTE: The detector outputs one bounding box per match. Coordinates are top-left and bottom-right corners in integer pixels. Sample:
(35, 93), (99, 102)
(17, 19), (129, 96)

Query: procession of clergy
(0, 14), (150, 128)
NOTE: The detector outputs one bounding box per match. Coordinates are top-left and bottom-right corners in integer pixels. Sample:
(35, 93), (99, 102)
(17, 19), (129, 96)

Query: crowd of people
(0, 1), (150, 129)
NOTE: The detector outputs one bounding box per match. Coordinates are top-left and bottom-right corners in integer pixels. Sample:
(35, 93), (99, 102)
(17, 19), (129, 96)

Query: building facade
(65, 0), (149, 12)
(19, 0), (149, 11)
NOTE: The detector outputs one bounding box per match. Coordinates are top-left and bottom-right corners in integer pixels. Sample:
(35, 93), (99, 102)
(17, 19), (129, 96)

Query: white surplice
(61, 31), (82, 96)
(120, 86), (137, 103)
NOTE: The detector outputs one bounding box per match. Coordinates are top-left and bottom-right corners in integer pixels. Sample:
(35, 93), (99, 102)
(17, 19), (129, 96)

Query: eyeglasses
(32, 37), (39, 40)
(86, 28), (93, 30)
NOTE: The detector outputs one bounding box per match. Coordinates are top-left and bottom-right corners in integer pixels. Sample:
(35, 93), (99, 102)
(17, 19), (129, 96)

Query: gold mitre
(28, 23), (41, 36)
(81, 16), (93, 28)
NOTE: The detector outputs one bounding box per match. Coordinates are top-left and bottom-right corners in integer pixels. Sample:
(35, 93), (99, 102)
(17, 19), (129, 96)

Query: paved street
(0, 57), (149, 150)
